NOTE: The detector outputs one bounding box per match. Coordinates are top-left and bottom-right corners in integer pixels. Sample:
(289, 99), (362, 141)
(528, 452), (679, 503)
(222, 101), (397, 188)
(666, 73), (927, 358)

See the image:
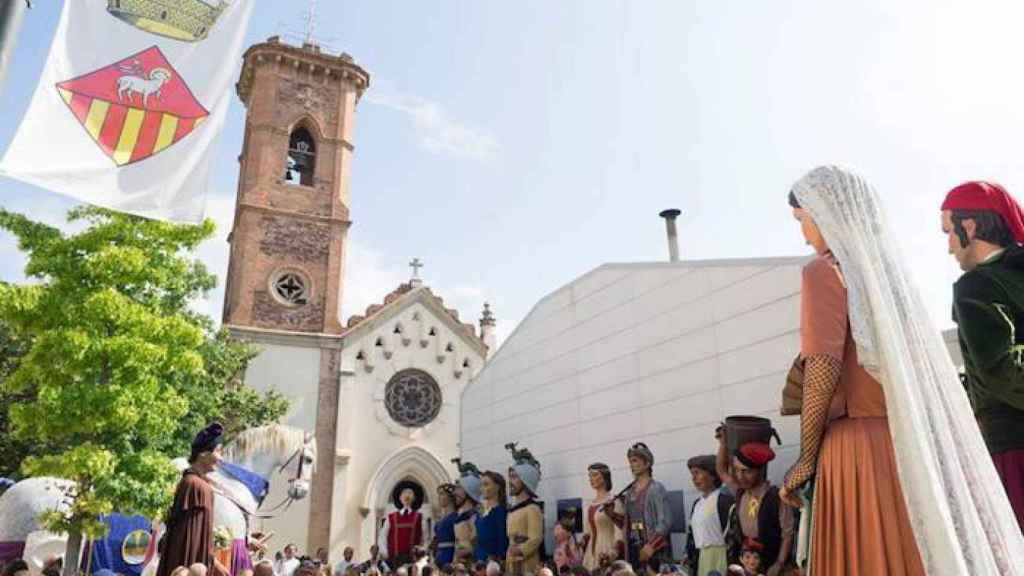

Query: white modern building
(460, 256), (808, 555)
(461, 253), (967, 556)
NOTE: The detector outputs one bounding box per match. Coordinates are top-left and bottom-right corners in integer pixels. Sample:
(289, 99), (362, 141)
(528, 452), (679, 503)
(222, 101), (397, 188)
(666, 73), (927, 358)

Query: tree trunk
(63, 530), (83, 576)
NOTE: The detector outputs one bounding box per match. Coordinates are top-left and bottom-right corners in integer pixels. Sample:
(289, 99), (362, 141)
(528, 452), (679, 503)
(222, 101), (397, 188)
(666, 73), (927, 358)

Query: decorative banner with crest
(0, 0), (254, 223)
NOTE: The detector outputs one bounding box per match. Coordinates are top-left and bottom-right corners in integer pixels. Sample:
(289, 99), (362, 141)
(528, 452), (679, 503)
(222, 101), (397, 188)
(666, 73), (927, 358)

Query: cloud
(366, 90), (500, 162)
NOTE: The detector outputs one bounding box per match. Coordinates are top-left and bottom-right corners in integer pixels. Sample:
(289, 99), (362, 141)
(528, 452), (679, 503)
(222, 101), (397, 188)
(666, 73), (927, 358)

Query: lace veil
(791, 165), (1024, 574)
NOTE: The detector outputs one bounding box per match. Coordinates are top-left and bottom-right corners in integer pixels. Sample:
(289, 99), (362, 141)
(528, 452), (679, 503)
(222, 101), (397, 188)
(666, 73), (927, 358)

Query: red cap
(741, 537), (765, 553)
(735, 442), (775, 468)
(942, 181), (1024, 244)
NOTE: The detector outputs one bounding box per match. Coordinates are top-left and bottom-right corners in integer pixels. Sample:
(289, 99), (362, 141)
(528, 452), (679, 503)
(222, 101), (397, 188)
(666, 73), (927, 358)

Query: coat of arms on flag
(0, 0), (254, 222)
(106, 0), (231, 43)
(55, 46), (209, 167)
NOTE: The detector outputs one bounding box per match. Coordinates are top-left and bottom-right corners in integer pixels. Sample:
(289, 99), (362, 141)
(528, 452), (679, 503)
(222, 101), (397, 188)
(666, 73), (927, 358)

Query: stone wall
(259, 216), (331, 263)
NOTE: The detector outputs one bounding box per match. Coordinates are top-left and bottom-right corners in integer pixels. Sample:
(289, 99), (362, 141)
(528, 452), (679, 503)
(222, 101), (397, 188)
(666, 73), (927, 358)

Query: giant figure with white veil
(779, 166), (1024, 575)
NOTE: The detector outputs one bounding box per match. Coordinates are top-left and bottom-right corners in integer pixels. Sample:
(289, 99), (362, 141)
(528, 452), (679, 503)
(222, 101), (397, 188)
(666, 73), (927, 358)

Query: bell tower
(222, 37), (369, 553)
(223, 37), (369, 335)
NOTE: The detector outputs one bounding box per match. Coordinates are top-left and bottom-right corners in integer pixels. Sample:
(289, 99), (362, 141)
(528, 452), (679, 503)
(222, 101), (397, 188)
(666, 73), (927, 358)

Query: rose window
(272, 271), (309, 306)
(385, 369), (442, 428)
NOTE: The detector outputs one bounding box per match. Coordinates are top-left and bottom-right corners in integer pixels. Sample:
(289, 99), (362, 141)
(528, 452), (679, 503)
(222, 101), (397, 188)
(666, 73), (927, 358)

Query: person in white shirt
(333, 547), (356, 576)
(273, 544), (300, 576)
(684, 455), (734, 576)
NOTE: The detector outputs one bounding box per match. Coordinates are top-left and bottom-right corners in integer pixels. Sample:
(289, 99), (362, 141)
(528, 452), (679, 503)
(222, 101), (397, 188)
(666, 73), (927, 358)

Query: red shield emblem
(56, 46), (209, 166)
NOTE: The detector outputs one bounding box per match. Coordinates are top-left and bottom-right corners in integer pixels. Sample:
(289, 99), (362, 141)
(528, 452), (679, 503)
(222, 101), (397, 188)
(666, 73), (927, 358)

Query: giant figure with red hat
(715, 437), (794, 576)
(942, 181), (1024, 528)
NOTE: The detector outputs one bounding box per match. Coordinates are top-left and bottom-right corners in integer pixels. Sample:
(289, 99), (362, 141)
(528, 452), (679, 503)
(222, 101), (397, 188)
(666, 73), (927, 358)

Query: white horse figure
(116, 68), (172, 108)
(0, 424), (317, 576)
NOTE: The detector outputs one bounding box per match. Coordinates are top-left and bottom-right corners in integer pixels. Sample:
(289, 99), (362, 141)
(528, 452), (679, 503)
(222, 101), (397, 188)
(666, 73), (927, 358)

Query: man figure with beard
(504, 443), (544, 576)
(942, 180), (1024, 528)
(606, 443), (671, 573)
(715, 435), (793, 576)
(157, 423), (229, 576)
(452, 459), (482, 564)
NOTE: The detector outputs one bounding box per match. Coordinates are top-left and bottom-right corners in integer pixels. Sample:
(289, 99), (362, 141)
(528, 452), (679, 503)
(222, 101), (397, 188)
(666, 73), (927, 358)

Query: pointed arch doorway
(361, 446), (453, 553)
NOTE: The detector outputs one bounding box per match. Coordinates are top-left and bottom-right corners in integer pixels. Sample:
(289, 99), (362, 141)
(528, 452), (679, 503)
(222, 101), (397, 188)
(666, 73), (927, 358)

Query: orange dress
(801, 256), (924, 576)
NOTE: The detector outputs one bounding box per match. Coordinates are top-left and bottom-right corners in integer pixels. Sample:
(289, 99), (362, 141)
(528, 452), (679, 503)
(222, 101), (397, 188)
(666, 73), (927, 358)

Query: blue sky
(4, 1), (1024, 342)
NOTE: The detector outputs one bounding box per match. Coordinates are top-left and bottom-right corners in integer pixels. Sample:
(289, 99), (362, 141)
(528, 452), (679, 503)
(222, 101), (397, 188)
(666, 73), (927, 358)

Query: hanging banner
(0, 0), (254, 223)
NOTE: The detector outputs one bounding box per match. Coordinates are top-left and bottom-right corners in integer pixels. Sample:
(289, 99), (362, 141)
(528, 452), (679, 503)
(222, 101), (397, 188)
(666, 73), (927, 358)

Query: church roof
(342, 282), (486, 352)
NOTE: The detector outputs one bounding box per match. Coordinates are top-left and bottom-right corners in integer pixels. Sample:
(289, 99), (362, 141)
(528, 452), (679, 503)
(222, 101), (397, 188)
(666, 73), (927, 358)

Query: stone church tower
(224, 37), (368, 334)
(222, 37), (369, 551)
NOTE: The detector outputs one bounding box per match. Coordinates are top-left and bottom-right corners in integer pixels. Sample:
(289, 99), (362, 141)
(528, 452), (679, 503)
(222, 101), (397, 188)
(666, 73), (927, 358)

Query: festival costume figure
(474, 468), (508, 563)
(716, 442), (793, 575)
(778, 166), (1024, 575)
(615, 443), (671, 573)
(505, 444), (544, 576)
(684, 455), (733, 576)
(783, 248), (923, 575)
(433, 484), (459, 568)
(475, 507), (508, 564)
(157, 423), (227, 576)
(943, 181), (1024, 529)
(453, 459), (482, 563)
(379, 488), (425, 566)
(581, 463), (623, 573)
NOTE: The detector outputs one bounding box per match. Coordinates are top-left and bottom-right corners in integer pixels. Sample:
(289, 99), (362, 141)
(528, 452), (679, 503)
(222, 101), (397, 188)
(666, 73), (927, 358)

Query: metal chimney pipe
(659, 209), (682, 262)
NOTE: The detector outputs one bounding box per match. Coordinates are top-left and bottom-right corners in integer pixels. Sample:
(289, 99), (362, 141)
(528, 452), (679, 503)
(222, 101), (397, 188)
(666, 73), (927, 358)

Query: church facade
(221, 37), (491, 558)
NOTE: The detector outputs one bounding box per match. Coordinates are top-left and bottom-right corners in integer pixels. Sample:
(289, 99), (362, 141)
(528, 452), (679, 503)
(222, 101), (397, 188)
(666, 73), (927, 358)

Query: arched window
(285, 127), (316, 187)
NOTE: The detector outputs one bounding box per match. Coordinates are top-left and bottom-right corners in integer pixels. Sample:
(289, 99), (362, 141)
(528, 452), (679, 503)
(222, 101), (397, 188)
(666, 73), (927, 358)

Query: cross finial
(409, 258), (424, 281)
(304, 0), (318, 45)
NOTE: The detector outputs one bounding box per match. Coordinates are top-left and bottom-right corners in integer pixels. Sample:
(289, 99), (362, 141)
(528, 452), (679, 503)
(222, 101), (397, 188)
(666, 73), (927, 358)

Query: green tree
(0, 315), (33, 480)
(0, 206), (287, 574)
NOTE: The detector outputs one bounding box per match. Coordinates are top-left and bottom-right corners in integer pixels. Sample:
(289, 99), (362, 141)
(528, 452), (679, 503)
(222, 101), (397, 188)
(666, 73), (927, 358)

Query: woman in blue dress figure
(474, 470), (509, 563)
(432, 484), (459, 568)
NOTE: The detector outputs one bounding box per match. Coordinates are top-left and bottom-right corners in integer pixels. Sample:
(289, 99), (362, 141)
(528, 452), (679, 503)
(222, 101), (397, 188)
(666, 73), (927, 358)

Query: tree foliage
(0, 206), (287, 538)
(0, 316), (32, 480)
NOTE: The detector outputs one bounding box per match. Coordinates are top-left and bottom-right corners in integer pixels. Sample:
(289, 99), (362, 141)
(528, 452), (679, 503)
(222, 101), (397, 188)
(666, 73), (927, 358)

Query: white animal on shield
(0, 424), (317, 573)
(116, 65), (173, 108)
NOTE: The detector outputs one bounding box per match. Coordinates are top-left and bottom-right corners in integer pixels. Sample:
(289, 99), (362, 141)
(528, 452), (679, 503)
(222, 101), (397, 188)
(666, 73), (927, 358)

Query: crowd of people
(118, 171), (1024, 576)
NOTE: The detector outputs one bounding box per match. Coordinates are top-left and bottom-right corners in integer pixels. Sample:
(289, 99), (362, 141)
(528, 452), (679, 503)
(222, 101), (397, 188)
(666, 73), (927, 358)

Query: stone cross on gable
(409, 258), (424, 280)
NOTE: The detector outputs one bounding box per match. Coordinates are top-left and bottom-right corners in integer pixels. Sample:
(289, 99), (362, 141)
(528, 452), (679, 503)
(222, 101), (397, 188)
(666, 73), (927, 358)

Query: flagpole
(0, 0), (28, 96)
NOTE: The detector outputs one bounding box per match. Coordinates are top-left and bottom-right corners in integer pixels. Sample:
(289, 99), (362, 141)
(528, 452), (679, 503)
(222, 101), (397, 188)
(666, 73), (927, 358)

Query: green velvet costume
(953, 244), (1024, 454)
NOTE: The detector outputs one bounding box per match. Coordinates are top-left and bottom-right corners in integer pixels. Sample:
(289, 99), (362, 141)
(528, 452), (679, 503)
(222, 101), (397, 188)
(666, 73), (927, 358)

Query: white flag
(0, 0), (254, 223)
